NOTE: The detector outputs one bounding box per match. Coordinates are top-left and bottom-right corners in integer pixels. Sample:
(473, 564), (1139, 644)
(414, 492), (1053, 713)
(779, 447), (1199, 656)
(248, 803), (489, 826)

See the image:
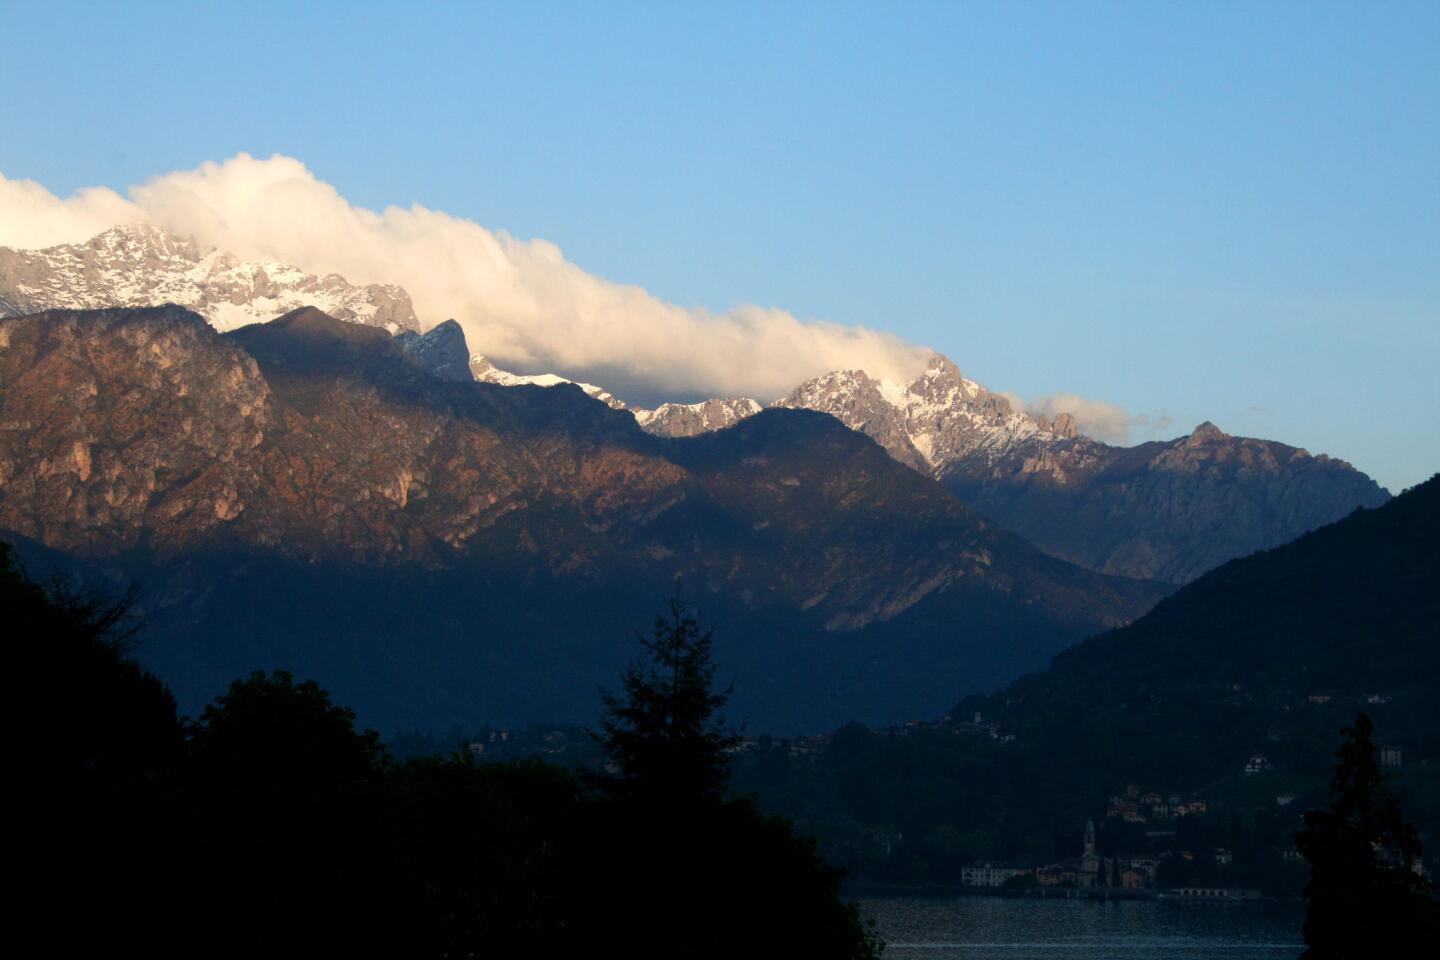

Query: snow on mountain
(632, 398), (765, 438)
(0, 225), (419, 333)
(467, 352), (628, 410)
(0, 227), (1066, 475)
(633, 353), (1076, 479)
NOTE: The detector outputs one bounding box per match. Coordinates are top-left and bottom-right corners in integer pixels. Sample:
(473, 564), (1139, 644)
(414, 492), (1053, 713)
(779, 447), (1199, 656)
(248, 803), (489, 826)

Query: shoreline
(845, 883), (1297, 903)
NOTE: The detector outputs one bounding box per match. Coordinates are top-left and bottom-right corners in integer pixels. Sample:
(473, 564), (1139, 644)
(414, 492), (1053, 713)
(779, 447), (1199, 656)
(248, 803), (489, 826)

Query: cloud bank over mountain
(2, 155), (935, 401)
(0, 172), (144, 250)
(2, 154), (1134, 435)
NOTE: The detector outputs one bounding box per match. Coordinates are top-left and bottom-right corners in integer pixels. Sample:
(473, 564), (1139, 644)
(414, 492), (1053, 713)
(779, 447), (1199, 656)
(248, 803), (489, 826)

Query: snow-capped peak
(631, 397), (765, 437)
(0, 225), (420, 334)
(633, 352), (1082, 479)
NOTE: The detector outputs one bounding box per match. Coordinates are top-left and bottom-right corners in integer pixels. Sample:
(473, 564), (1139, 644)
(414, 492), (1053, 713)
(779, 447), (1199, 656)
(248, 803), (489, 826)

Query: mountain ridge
(2, 226), (1388, 583)
(0, 304), (1166, 732)
(465, 344), (1389, 584)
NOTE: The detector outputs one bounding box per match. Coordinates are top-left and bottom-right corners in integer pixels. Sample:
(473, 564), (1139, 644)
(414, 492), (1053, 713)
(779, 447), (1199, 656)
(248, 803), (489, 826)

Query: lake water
(857, 897), (1306, 960)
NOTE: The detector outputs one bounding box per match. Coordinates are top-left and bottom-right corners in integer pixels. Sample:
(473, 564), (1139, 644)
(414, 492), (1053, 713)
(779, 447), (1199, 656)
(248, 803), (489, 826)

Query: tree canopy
(1297, 713), (1440, 956)
(5, 548), (880, 959)
(598, 593), (740, 803)
(590, 594), (882, 959)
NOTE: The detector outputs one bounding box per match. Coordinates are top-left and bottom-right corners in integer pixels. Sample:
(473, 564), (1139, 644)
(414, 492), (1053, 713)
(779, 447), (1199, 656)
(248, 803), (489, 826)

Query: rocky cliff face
(0, 306), (1164, 732)
(0, 306), (270, 554)
(0, 225), (419, 333)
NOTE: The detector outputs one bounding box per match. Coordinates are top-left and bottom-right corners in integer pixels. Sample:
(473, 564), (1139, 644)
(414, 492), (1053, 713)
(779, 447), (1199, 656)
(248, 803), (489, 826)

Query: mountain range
(0, 304), (1166, 732)
(2, 227), (1387, 585)
(642, 358), (1391, 583)
(384, 266), (1391, 585)
(0, 226), (1393, 730)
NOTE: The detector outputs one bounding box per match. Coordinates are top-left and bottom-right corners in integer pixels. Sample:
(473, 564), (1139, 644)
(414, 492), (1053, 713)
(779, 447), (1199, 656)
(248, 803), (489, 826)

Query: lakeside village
(419, 698), (1425, 902)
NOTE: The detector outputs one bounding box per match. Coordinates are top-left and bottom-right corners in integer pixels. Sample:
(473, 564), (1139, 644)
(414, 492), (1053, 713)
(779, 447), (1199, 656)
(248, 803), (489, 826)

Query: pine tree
(590, 595), (883, 959)
(1296, 713), (1440, 956)
(597, 593), (740, 805)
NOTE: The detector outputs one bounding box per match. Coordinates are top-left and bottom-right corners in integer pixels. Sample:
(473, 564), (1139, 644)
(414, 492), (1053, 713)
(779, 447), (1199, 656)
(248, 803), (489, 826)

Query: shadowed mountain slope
(0, 306), (1165, 731)
(724, 475), (1438, 890)
(961, 472), (1440, 813)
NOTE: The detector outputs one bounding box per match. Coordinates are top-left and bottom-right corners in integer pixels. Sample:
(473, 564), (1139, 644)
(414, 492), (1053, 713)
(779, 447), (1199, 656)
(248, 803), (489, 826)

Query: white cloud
(996, 392), (1179, 445)
(0, 173), (143, 250)
(1001, 391), (1137, 444)
(0, 154), (930, 402)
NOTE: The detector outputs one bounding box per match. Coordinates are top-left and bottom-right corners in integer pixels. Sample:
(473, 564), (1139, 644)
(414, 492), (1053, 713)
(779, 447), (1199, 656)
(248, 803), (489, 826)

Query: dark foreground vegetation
(7, 545), (879, 959)
(1297, 713), (1440, 955)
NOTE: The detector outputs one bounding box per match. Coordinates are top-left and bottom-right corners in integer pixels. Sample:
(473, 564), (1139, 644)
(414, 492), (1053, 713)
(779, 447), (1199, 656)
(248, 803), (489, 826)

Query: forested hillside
(735, 477), (1440, 890)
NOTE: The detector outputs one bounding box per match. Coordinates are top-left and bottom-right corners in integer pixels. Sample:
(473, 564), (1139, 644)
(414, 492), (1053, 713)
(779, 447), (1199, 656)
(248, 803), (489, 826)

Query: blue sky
(1, 1), (1436, 491)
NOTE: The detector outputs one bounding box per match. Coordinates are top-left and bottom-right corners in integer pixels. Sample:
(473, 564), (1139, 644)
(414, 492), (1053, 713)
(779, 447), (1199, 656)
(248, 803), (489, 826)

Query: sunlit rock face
(0, 304), (1159, 627)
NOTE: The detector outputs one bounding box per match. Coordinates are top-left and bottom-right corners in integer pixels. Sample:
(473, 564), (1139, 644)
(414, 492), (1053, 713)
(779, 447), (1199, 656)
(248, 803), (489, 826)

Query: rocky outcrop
(396, 319), (473, 382)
